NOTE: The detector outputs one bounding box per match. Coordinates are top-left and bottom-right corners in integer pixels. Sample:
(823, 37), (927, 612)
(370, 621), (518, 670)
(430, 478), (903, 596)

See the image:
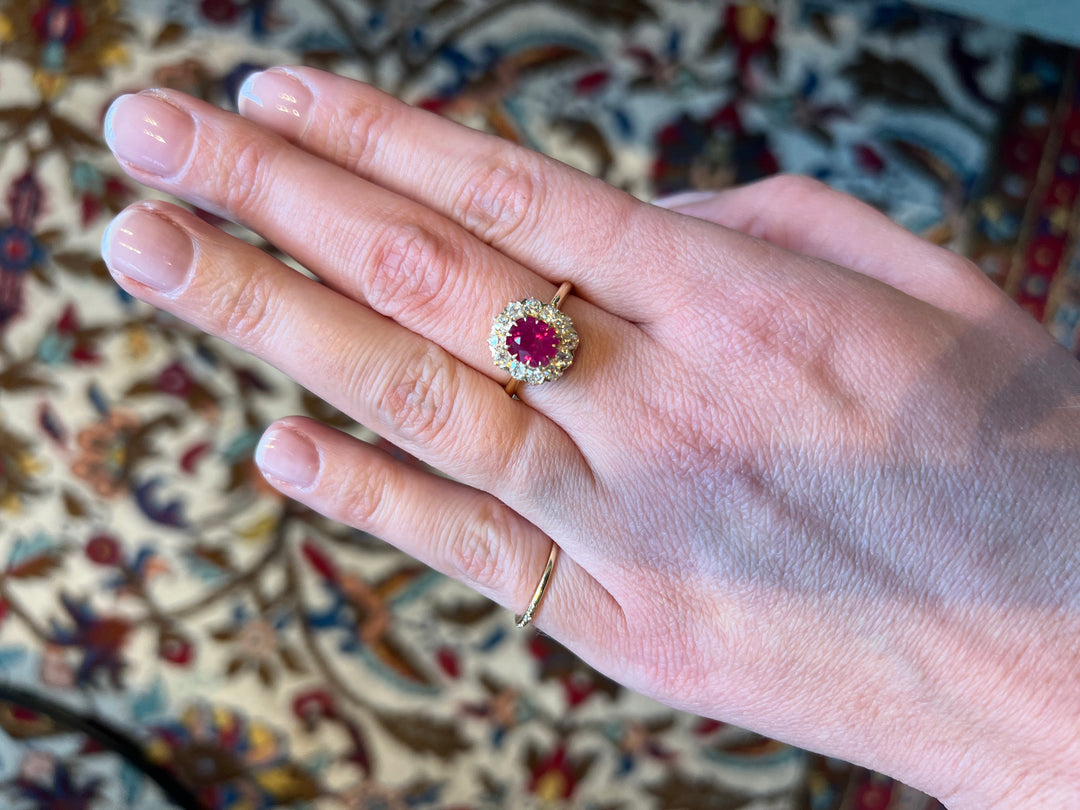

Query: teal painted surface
(916, 0), (1080, 46)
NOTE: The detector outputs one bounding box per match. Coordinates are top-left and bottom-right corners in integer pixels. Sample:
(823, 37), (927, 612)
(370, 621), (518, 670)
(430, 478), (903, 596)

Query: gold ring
(490, 282), (578, 398)
(514, 543), (558, 629)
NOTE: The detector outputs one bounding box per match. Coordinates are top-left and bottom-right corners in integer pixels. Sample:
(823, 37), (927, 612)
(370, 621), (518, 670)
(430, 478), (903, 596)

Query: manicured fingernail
(104, 93), (194, 176)
(238, 70), (312, 138)
(256, 427), (320, 488)
(652, 190), (718, 209)
(101, 209), (192, 291)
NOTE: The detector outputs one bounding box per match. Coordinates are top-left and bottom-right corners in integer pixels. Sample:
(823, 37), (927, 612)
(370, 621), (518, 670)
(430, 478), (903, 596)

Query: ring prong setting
(490, 298), (578, 385)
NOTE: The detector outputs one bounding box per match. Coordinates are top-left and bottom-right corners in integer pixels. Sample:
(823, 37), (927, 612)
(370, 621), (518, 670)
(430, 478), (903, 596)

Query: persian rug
(1, 1), (1076, 808)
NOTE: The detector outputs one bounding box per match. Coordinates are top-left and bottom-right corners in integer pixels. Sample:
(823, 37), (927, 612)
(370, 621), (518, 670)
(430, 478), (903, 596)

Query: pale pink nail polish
(101, 209), (192, 292)
(256, 427), (320, 488)
(238, 70), (312, 138)
(104, 93), (194, 176)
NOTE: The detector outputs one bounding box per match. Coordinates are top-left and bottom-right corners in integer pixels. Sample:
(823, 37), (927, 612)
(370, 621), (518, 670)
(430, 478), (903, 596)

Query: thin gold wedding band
(515, 542), (559, 629)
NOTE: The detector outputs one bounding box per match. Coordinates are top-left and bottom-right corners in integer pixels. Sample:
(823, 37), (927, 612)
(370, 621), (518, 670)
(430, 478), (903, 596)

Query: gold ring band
(514, 542), (559, 629)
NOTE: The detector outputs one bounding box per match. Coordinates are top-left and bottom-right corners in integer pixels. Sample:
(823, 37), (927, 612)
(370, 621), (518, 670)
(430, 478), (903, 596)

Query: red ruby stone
(507, 316), (559, 367)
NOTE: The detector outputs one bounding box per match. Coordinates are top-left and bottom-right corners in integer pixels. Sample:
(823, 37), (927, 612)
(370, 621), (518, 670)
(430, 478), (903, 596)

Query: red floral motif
(852, 777), (895, 809)
(32, 1), (87, 48)
(0, 0), (130, 101)
(158, 629), (195, 667)
(292, 688), (335, 726)
(200, 0), (242, 24)
(71, 161), (130, 226)
(84, 534), (121, 566)
(35, 304), (100, 366)
(435, 646), (460, 679)
(694, 717), (726, 736)
(57, 305), (98, 362)
(49, 596), (133, 688)
(724, 5), (777, 74)
(0, 172), (47, 330)
(528, 633), (620, 707)
(527, 745), (592, 801)
(156, 360), (195, 397)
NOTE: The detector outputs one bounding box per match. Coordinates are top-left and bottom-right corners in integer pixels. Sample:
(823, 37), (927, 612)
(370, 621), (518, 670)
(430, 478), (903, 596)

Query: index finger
(236, 66), (659, 320)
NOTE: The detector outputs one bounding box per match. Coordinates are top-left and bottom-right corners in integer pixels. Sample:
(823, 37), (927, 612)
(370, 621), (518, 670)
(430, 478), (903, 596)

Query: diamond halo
(490, 297), (579, 385)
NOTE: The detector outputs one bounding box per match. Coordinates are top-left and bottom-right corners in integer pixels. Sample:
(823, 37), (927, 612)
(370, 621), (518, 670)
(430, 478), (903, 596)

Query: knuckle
(365, 224), (460, 318)
(217, 270), (279, 348)
(489, 420), (567, 511)
(731, 175), (834, 244)
(727, 294), (802, 361)
(720, 294), (852, 406)
(375, 344), (461, 447)
(445, 499), (517, 589)
(331, 94), (392, 174)
(334, 463), (387, 528)
(217, 134), (277, 216)
(940, 252), (983, 282)
(620, 575), (753, 707)
(759, 173), (830, 201)
(453, 151), (543, 246)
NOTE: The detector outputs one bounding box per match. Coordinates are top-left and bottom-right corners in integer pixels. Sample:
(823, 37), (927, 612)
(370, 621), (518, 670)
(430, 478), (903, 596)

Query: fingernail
(238, 70), (312, 138)
(101, 209), (193, 292)
(256, 427), (320, 488)
(104, 93), (194, 176)
(651, 190), (718, 209)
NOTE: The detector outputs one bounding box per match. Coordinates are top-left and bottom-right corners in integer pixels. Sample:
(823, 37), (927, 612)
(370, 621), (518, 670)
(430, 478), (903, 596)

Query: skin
(100, 67), (1080, 808)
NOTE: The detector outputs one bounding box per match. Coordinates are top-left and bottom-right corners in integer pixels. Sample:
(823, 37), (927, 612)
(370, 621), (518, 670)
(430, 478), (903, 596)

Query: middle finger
(103, 89), (636, 411)
(100, 198), (591, 517)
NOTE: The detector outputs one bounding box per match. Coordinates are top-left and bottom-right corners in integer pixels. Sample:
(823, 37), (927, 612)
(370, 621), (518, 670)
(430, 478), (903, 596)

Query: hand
(101, 67), (1080, 808)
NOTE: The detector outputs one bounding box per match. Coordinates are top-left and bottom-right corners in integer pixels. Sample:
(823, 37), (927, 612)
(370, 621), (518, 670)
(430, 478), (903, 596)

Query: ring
(515, 543), (559, 629)
(490, 282), (578, 398)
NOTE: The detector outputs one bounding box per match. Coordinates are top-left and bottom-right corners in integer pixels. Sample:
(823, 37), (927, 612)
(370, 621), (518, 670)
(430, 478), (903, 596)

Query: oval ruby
(506, 316), (558, 367)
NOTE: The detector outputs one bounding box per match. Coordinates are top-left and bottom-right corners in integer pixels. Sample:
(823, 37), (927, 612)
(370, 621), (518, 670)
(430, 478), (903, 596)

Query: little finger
(257, 415), (626, 648)
(655, 177), (1004, 318)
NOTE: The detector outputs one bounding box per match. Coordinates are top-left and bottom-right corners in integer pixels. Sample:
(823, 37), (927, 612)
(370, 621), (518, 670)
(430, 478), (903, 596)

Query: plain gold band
(504, 281), (574, 399)
(514, 543), (559, 629)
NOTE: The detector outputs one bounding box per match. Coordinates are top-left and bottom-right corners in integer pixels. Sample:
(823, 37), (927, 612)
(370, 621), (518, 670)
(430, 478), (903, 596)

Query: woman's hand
(101, 67), (1080, 808)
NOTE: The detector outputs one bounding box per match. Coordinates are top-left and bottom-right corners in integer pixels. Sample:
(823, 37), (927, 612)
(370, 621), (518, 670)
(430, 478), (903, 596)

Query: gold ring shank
(514, 543), (559, 629)
(504, 281), (574, 398)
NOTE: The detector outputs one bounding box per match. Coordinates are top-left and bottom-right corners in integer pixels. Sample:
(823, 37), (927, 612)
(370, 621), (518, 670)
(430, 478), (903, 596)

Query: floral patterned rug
(1, 1), (1077, 808)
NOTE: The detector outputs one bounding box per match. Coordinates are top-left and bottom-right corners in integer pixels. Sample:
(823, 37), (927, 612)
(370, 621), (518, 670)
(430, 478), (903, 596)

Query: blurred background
(0, 1), (1077, 807)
